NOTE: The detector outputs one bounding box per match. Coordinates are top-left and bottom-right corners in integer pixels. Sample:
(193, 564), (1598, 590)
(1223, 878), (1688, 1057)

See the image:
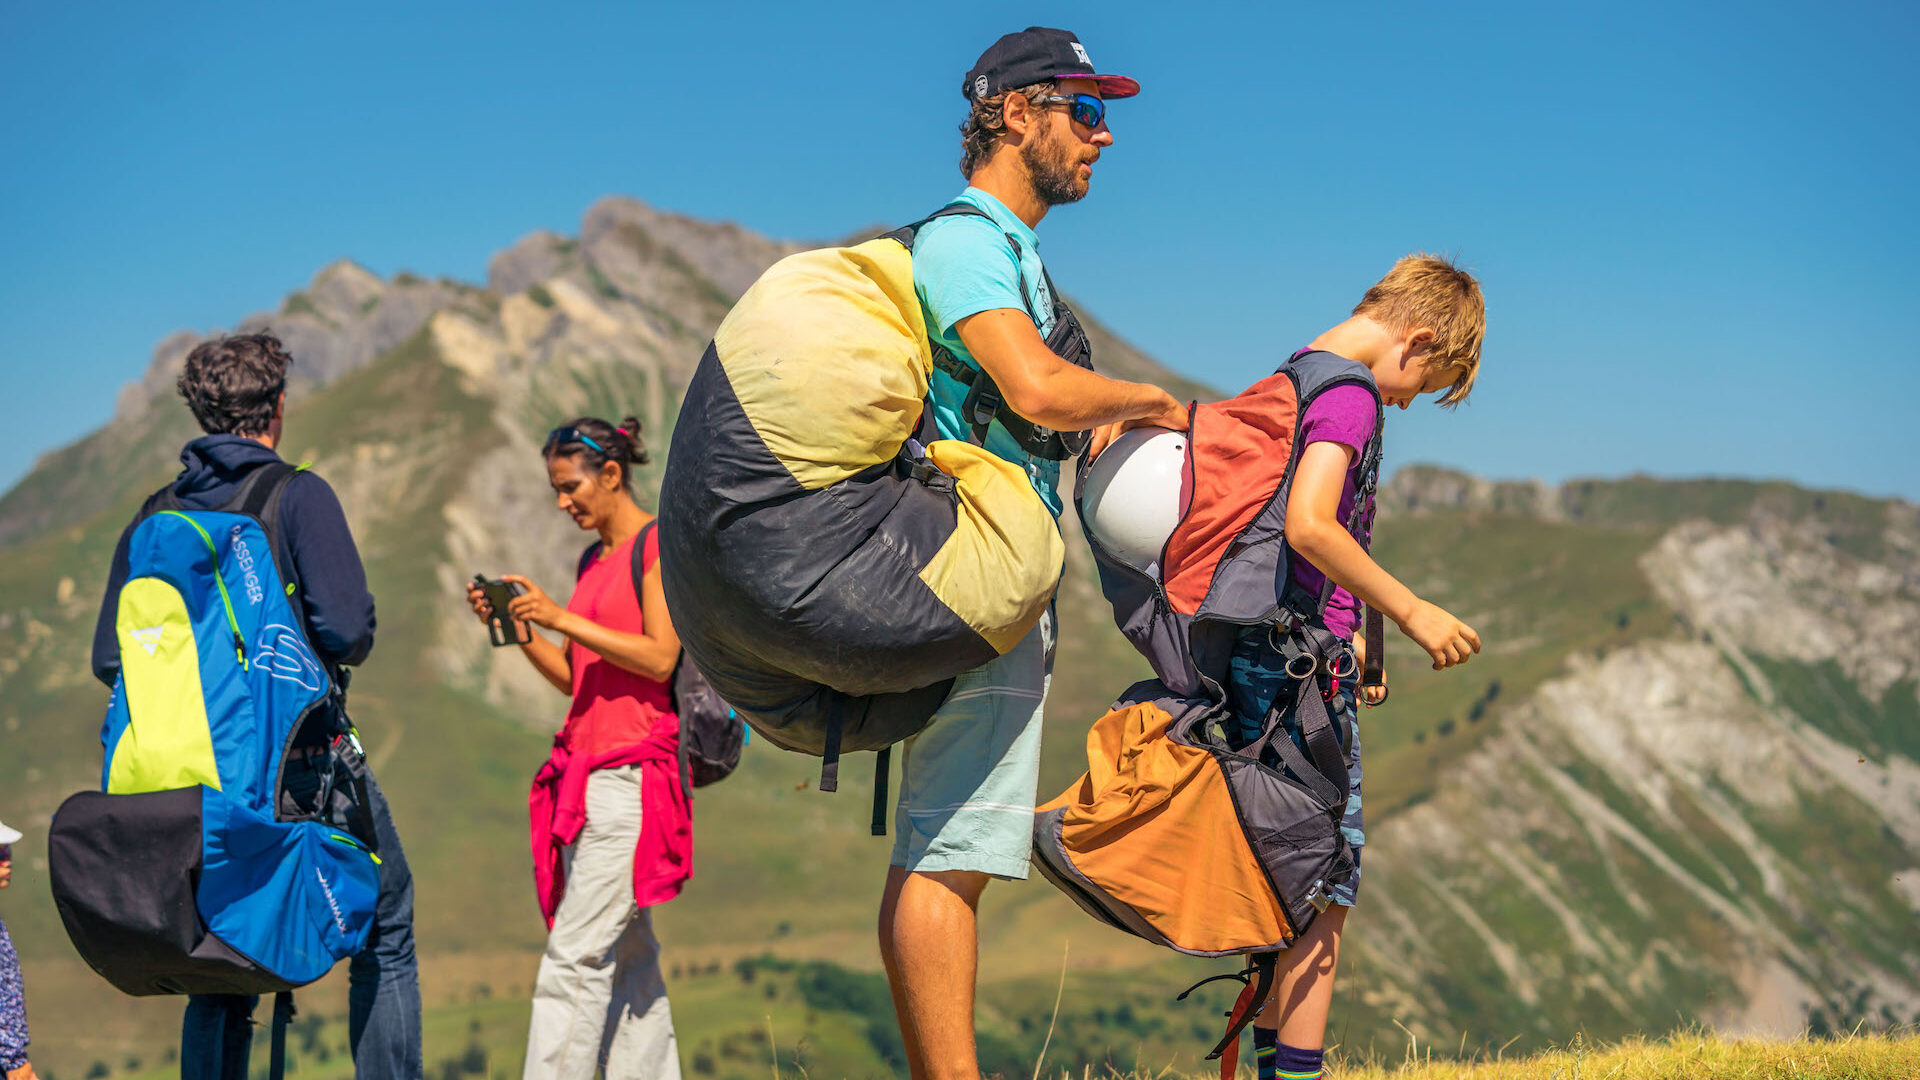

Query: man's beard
(1022, 125), (1088, 206)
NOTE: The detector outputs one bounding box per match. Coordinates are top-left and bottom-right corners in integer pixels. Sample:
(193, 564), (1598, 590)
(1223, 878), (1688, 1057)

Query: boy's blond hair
(1352, 254), (1484, 406)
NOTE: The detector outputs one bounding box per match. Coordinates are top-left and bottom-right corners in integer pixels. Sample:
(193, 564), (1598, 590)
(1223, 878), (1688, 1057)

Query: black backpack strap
(228, 460), (303, 604)
(268, 991), (296, 1080)
(626, 521), (698, 793)
(231, 462), (349, 698)
(903, 204), (1092, 460)
(1361, 606), (1387, 704)
(870, 746), (891, 837)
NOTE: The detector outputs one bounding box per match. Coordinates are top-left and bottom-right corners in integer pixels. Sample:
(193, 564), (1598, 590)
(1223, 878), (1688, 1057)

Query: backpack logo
(231, 526), (264, 604)
(255, 623), (324, 691)
(973, 74), (988, 99)
(129, 626), (164, 656)
(1070, 42), (1090, 65)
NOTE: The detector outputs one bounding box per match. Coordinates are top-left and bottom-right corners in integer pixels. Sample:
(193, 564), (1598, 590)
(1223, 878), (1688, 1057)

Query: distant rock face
(111, 261), (473, 424)
(1353, 491), (1920, 1046)
(487, 230), (575, 297)
(1381, 464), (1564, 518)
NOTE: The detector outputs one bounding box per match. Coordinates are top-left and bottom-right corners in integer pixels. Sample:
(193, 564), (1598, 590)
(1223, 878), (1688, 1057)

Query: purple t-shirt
(1286, 383), (1378, 640)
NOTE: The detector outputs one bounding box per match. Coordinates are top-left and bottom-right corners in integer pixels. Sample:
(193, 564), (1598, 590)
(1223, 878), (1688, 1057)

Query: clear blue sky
(3, 1), (1915, 499)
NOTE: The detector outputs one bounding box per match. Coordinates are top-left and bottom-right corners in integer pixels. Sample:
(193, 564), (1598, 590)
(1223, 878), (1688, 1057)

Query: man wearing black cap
(878, 27), (1187, 1080)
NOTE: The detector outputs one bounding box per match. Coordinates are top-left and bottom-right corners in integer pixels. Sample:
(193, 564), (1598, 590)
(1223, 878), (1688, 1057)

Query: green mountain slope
(3, 198), (1915, 1080)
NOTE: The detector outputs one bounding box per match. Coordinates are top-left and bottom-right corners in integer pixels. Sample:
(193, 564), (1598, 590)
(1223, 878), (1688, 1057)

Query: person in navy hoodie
(91, 333), (421, 1080)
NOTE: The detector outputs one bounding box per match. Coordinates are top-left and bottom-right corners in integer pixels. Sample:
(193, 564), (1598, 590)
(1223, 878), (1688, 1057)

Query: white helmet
(1079, 427), (1189, 575)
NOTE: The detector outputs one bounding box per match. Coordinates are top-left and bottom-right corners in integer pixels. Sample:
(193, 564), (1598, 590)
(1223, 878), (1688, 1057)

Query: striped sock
(1253, 1026), (1279, 1080)
(1273, 1042), (1325, 1080)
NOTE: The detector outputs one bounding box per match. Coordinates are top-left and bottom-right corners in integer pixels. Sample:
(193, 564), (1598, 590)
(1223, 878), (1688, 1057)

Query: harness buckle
(1285, 653), (1319, 680)
(1304, 878), (1334, 913)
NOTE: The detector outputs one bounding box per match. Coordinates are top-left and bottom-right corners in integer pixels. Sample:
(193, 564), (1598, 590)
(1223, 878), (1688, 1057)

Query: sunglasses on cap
(1040, 93), (1105, 130)
(546, 426), (606, 454)
(0, 845), (10, 862)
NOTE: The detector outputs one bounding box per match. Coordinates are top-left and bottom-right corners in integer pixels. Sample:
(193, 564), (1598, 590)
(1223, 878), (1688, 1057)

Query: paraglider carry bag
(1032, 351), (1386, 1074)
(49, 462), (380, 1073)
(657, 203), (1082, 830)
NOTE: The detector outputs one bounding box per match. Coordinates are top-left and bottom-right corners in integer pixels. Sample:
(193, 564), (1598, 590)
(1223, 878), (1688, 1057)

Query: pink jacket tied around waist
(528, 712), (691, 927)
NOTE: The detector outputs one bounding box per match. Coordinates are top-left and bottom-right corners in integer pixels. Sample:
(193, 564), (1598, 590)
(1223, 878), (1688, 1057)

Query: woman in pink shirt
(467, 415), (689, 1080)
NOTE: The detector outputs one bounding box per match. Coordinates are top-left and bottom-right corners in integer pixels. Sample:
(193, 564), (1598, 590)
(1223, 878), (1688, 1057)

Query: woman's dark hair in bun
(543, 415), (650, 490)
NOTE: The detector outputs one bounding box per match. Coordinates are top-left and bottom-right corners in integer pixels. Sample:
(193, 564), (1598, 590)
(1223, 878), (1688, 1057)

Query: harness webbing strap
(900, 202), (1092, 460)
(268, 991), (295, 1080)
(819, 710), (842, 793)
(1201, 952), (1278, 1070)
(1361, 606), (1387, 704)
(870, 746), (891, 837)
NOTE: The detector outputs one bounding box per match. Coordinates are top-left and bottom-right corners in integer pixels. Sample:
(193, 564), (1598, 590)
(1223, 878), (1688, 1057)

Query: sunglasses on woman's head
(546, 426), (605, 454)
(0, 845), (10, 862)
(1040, 93), (1105, 130)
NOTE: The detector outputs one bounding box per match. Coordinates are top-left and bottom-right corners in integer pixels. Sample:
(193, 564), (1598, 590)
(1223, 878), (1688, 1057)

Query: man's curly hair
(959, 81), (1056, 178)
(177, 333), (292, 436)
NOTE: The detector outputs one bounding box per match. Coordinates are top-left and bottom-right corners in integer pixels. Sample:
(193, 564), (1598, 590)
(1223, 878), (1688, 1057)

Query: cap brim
(0, 824), (21, 845)
(1051, 72), (1140, 99)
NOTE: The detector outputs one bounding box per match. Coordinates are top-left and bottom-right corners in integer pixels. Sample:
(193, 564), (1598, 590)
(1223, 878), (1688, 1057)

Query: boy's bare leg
(1254, 905), (1348, 1047)
(879, 865), (991, 1080)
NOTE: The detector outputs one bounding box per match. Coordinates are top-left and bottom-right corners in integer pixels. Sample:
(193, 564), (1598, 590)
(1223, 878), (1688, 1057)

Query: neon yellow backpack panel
(108, 577), (221, 794)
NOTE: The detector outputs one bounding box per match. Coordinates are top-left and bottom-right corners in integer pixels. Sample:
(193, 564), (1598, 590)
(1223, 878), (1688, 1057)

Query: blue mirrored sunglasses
(546, 426), (605, 454)
(1041, 93), (1105, 130)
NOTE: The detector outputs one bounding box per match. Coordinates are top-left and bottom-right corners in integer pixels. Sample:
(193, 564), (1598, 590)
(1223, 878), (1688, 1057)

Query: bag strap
(904, 203), (1091, 457)
(1244, 628), (1350, 811)
(228, 461), (351, 700)
(1361, 606), (1387, 704)
(232, 461), (305, 598)
(626, 521), (699, 793)
(268, 991), (296, 1080)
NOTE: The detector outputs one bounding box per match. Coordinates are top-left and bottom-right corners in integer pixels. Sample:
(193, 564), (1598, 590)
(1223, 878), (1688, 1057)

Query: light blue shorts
(890, 609), (1056, 879)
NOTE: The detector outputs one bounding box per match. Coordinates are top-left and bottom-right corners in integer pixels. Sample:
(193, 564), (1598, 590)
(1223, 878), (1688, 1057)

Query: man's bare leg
(878, 865), (992, 1080)
(1254, 905), (1347, 1047)
(878, 868), (926, 1079)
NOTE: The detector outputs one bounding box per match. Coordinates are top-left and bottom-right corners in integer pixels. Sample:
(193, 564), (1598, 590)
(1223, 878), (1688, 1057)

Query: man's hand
(1397, 600), (1481, 670)
(955, 310), (1190, 438)
(1085, 396), (1188, 461)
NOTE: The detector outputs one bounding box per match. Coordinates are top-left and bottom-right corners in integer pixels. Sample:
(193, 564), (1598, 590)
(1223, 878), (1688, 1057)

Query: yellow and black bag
(658, 210), (1068, 803)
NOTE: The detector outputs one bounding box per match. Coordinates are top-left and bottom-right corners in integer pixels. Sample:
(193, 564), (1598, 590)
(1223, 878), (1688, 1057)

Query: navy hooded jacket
(92, 435), (377, 687)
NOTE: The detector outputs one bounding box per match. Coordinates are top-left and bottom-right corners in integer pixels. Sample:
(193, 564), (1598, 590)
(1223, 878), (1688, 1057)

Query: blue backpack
(50, 462), (380, 998)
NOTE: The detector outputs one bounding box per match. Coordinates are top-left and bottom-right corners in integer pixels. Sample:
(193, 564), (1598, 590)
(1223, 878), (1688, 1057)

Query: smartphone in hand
(473, 575), (531, 647)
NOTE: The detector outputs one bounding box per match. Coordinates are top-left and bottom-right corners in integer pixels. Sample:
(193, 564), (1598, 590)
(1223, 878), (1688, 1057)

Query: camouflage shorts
(1225, 629), (1365, 906)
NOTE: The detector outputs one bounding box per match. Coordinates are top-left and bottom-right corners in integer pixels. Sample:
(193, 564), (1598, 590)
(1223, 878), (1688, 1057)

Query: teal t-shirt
(912, 187), (1063, 516)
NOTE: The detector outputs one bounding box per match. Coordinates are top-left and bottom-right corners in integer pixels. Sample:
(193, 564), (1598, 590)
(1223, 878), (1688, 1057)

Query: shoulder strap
(576, 541), (603, 582)
(221, 461), (308, 620)
(628, 521), (659, 599)
(894, 203), (1045, 325)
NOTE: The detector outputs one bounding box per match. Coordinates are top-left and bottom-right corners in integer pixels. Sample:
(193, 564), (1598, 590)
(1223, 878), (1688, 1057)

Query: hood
(172, 434), (285, 507)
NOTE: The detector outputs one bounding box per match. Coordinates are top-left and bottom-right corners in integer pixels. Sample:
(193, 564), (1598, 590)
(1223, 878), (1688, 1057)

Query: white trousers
(524, 765), (682, 1080)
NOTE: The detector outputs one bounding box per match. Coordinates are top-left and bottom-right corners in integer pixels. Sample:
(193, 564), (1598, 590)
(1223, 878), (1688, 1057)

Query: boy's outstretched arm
(1286, 442), (1481, 670)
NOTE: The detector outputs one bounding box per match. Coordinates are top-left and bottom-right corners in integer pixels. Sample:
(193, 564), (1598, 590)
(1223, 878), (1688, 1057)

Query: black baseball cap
(963, 27), (1139, 102)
